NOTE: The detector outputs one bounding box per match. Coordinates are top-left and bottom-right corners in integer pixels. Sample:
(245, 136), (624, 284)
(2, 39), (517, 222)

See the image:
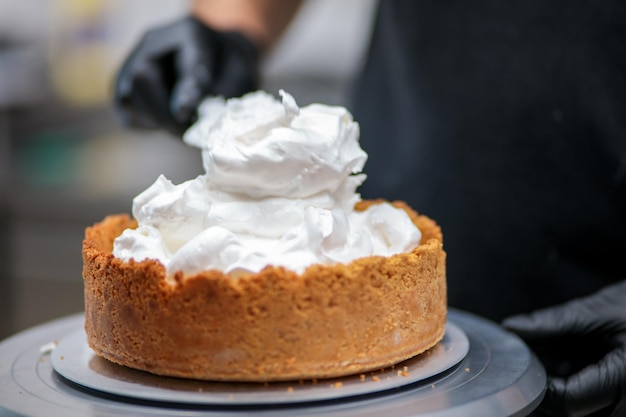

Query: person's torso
(351, 0), (626, 320)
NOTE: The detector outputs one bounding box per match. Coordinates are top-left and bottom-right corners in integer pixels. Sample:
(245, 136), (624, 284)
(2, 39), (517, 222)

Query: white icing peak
(113, 91), (421, 277)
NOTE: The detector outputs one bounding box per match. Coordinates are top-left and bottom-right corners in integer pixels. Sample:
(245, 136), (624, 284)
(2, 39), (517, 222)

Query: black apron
(351, 0), (626, 321)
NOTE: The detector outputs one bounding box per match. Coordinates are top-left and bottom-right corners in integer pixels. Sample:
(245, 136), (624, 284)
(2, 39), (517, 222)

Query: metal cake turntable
(0, 309), (545, 416)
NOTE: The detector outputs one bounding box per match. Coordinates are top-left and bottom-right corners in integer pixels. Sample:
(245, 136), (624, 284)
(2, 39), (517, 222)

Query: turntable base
(0, 309), (545, 417)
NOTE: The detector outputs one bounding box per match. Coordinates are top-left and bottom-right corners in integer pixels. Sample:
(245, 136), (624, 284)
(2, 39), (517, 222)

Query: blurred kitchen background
(0, 0), (377, 340)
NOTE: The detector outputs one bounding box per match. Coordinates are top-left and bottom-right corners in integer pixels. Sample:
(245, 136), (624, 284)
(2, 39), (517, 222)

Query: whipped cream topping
(113, 90), (421, 277)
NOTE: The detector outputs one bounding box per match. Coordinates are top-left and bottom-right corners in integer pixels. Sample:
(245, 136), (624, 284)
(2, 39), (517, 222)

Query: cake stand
(0, 308), (545, 417)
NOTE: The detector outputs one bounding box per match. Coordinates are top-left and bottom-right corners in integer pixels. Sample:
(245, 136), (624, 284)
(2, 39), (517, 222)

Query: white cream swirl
(113, 90), (421, 277)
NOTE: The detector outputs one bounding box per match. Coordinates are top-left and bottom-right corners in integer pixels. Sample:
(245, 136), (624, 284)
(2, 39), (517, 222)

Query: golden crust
(82, 201), (446, 381)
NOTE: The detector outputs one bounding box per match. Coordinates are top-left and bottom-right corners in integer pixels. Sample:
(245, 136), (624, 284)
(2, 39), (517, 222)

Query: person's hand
(503, 281), (626, 417)
(113, 16), (259, 136)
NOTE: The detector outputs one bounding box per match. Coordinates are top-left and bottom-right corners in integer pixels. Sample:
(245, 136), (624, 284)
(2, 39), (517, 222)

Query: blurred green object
(15, 130), (83, 188)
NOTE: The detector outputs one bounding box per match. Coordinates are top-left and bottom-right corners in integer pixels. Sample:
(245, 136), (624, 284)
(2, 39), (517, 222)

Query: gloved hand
(503, 281), (626, 417)
(113, 16), (259, 136)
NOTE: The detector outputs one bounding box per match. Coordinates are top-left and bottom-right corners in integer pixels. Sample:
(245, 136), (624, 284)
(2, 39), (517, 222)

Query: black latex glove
(503, 281), (626, 417)
(113, 16), (259, 137)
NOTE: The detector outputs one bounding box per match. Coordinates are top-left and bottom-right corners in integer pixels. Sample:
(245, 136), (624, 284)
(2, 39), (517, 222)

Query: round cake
(83, 201), (446, 382)
(82, 90), (447, 382)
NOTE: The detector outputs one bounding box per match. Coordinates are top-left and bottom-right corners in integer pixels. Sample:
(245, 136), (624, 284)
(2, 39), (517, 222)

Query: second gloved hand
(114, 16), (259, 136)
(503, 281), (626, 417)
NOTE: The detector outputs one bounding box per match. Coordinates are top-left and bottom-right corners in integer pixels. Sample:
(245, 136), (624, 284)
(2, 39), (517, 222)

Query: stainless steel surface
(51, 322), (469, 405)
(0, 309), (546, 416)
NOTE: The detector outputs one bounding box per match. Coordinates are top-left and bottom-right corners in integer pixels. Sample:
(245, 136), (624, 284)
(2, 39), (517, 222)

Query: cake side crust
(83, 202), (446, 381)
